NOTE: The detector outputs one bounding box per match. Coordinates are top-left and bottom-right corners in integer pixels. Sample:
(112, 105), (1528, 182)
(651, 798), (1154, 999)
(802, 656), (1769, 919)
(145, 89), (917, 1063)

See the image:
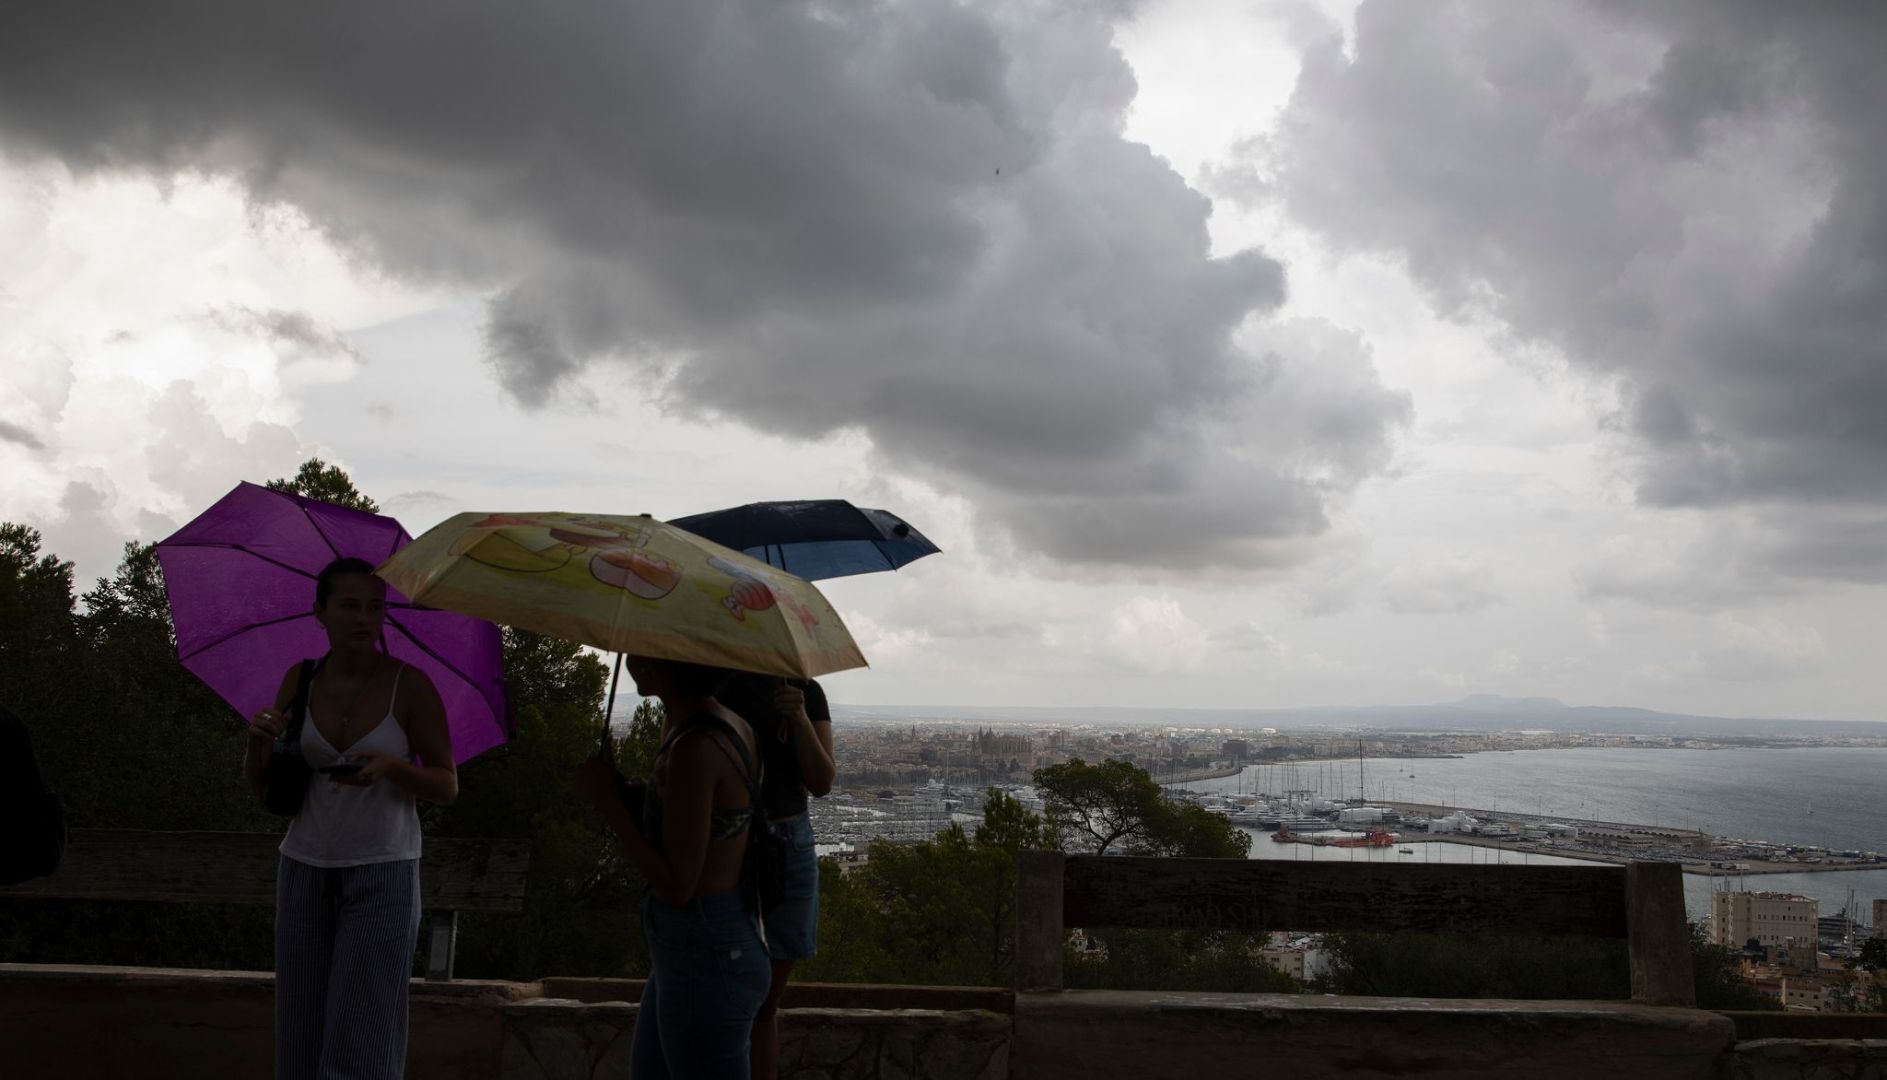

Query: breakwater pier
(1377, 800), (1883, 875)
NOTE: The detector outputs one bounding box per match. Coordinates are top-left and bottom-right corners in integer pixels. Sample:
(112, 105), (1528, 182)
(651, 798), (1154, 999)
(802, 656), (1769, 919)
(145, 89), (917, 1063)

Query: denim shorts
(763, 813), (819, 961)
(633, 889), (771, 1079)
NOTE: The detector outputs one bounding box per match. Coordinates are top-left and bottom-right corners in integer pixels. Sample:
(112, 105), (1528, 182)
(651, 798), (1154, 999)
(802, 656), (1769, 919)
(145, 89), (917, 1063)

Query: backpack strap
(684, 713), (776, 931)
(665, 713), (762, 802)
(281, 657), (324, 747)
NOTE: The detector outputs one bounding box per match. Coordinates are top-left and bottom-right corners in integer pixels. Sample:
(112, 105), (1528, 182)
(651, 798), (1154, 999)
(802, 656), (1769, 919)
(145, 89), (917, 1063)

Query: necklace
(327, 661), (378, 739)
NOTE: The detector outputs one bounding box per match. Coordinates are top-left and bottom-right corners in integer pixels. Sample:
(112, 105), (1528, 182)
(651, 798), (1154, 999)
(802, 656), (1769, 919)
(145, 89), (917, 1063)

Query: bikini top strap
(661, 715), (761, 799)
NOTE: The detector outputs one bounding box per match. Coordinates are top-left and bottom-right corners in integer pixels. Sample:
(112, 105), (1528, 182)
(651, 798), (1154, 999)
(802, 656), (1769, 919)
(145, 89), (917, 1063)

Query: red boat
(1331, 829), (1396, 849)
(1271, 828), (1297, 843)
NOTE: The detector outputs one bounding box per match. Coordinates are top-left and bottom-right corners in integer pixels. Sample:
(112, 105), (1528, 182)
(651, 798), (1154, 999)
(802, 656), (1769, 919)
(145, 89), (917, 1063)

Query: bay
(1180, 747), (1887, 920)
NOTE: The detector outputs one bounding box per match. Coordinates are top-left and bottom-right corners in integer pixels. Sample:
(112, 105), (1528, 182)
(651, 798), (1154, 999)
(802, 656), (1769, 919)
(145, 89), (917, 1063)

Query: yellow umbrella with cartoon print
(376, 511), (867, 679)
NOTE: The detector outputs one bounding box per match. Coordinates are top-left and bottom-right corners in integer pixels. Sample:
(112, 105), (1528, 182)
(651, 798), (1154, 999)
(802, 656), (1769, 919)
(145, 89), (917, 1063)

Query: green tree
(616, 698), (665, 779)
(799, 856), (890, 982)
(800, 778), (1275, 992)
(1067, 929), (1301, 993)
(0, 524), (81, 725)
(1034, 757), (1250, 859)
(1832, 936), (1886, 1012)
(0, 534), (276, 969)
(975, 787), (1050, 854)
(265, 458), (379, 513)
(800, 789), (1052, 987)
(1034, 758), (1166, 855)
(431, 629), (645, 978)
(69, 542), (270, 830)
(1142, 802), (1252, 859)
(1687, 924), (1783, 1011)
(431, 633), (671, 980)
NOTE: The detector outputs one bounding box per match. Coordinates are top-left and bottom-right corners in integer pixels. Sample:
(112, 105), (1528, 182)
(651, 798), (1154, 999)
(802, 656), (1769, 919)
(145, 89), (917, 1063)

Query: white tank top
(279, 664), (423, 868)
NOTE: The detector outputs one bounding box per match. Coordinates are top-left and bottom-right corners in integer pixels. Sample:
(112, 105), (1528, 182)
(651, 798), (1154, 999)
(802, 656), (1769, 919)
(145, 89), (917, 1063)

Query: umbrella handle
(601, 652), (623, 757)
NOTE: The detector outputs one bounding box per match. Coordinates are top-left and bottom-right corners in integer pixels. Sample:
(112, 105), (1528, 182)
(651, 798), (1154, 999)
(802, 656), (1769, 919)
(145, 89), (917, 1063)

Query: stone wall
(1011, 990), (1739, 1080)
(1723, 1039), (1887, 1080)
(4, 963), (1884, 1079)
(0, 965), (1007, 1080)
(500, 998), (1008, 1080)
(0, 964), (527, 1080)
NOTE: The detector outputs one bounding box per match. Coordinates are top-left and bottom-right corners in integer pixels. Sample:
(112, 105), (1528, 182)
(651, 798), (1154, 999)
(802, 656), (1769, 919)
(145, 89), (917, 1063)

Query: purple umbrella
(155, 482), (511, 763)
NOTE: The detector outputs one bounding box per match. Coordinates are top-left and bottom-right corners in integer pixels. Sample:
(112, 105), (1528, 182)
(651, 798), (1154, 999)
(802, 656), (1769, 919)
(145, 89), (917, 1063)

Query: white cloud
(0, 166), (418, 581)
(840, 611), (936, 670)
(1380, 556), (1501, 615)
(1698, 615), (1827, 682)
(1104, 594), (1212, 673)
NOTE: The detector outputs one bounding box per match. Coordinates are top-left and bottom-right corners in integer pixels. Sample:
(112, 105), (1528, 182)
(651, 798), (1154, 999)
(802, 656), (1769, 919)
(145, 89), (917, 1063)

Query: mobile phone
(318, 763), (363, 777)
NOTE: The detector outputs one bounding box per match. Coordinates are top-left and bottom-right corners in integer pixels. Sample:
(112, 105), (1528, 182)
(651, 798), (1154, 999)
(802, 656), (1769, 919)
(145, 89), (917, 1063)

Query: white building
(1260, 937), (1332, 984)
(1712, 891), (1819, 955)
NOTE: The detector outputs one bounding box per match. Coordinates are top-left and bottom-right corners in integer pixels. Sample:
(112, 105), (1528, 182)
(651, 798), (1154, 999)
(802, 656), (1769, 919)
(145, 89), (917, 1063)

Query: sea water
(1182, 746), (1887, 919)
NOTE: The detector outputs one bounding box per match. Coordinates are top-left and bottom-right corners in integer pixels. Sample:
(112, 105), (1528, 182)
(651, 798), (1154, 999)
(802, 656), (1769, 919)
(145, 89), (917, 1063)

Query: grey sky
(1250, 0), (1887, 585)
(1, 0), (1883, 720)
(0, 0), (1408, 570)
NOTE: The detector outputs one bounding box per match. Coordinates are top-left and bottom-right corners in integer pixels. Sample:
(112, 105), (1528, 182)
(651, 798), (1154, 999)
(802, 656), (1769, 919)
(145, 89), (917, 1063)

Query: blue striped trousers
(275, 855), (422, 1079)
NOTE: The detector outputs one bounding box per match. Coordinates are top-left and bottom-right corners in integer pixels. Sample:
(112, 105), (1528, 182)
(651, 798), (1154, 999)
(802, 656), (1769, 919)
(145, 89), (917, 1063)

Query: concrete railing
(4, 964), (1883, 1079)
(1016, 853), (1696, 1005)
(0, 965), (1008, 1080)
(0, 829), (529, 980)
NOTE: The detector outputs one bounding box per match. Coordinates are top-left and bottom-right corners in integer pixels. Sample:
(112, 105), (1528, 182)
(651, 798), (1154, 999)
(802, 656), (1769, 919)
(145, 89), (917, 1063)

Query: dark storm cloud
(209, 307), (360, 361)
(0, 419), (46, 451)
(1252, 0), (1887, 580)
(0, 0), (1405, 569)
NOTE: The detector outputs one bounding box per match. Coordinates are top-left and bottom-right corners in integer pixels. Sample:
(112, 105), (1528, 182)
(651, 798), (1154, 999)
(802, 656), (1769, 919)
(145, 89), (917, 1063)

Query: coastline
(1417, 833), (1885, 876)
(1160, 763), (1245, 784)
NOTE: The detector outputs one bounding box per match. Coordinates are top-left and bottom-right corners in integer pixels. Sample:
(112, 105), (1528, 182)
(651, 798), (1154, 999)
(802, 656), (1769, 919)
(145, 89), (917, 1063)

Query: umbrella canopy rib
(157, 482), (511, 762)
(176, 609), (314, 664)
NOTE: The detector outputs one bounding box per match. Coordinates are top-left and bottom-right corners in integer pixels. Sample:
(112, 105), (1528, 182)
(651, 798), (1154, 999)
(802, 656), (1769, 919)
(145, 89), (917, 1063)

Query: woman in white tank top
(241, 557), (459, 1079)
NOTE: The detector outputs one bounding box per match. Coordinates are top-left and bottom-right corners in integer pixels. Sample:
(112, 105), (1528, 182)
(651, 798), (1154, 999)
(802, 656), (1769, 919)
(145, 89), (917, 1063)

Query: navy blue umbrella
(668, 500), (941, 581)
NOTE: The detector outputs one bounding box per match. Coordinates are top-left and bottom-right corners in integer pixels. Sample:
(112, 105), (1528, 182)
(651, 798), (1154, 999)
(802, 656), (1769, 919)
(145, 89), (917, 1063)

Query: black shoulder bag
(697, 715), (790, 916)
(262, 658), (322, 817)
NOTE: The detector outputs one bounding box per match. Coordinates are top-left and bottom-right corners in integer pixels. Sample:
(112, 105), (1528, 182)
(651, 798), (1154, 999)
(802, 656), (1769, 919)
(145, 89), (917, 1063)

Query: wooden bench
(1016, 853), (1695, 1006)
(0, 829), (530, 981)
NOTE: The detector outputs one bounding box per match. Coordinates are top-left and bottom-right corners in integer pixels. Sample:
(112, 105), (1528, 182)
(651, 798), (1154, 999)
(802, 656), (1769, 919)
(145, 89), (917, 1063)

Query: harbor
(1168, 747), (1887, 878)
(1169, 787), (1887, 876)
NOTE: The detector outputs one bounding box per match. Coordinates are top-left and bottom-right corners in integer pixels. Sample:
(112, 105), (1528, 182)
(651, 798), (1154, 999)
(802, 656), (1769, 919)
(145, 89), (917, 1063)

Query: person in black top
(714, 674), (834, 1080)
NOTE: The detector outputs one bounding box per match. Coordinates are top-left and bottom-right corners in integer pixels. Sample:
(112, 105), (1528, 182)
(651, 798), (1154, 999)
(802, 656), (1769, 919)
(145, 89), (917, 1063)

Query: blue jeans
(764, 814), (820, 960)
(632, 890), (771, 1079)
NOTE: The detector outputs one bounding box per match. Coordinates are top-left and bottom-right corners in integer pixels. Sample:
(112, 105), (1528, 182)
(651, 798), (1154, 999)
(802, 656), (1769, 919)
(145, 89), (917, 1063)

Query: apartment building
(1712, 891), (1819, 956)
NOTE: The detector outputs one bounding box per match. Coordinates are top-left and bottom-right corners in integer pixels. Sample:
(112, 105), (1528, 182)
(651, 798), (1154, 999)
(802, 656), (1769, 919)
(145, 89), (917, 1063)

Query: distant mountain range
(825, 694), (1885, 739)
